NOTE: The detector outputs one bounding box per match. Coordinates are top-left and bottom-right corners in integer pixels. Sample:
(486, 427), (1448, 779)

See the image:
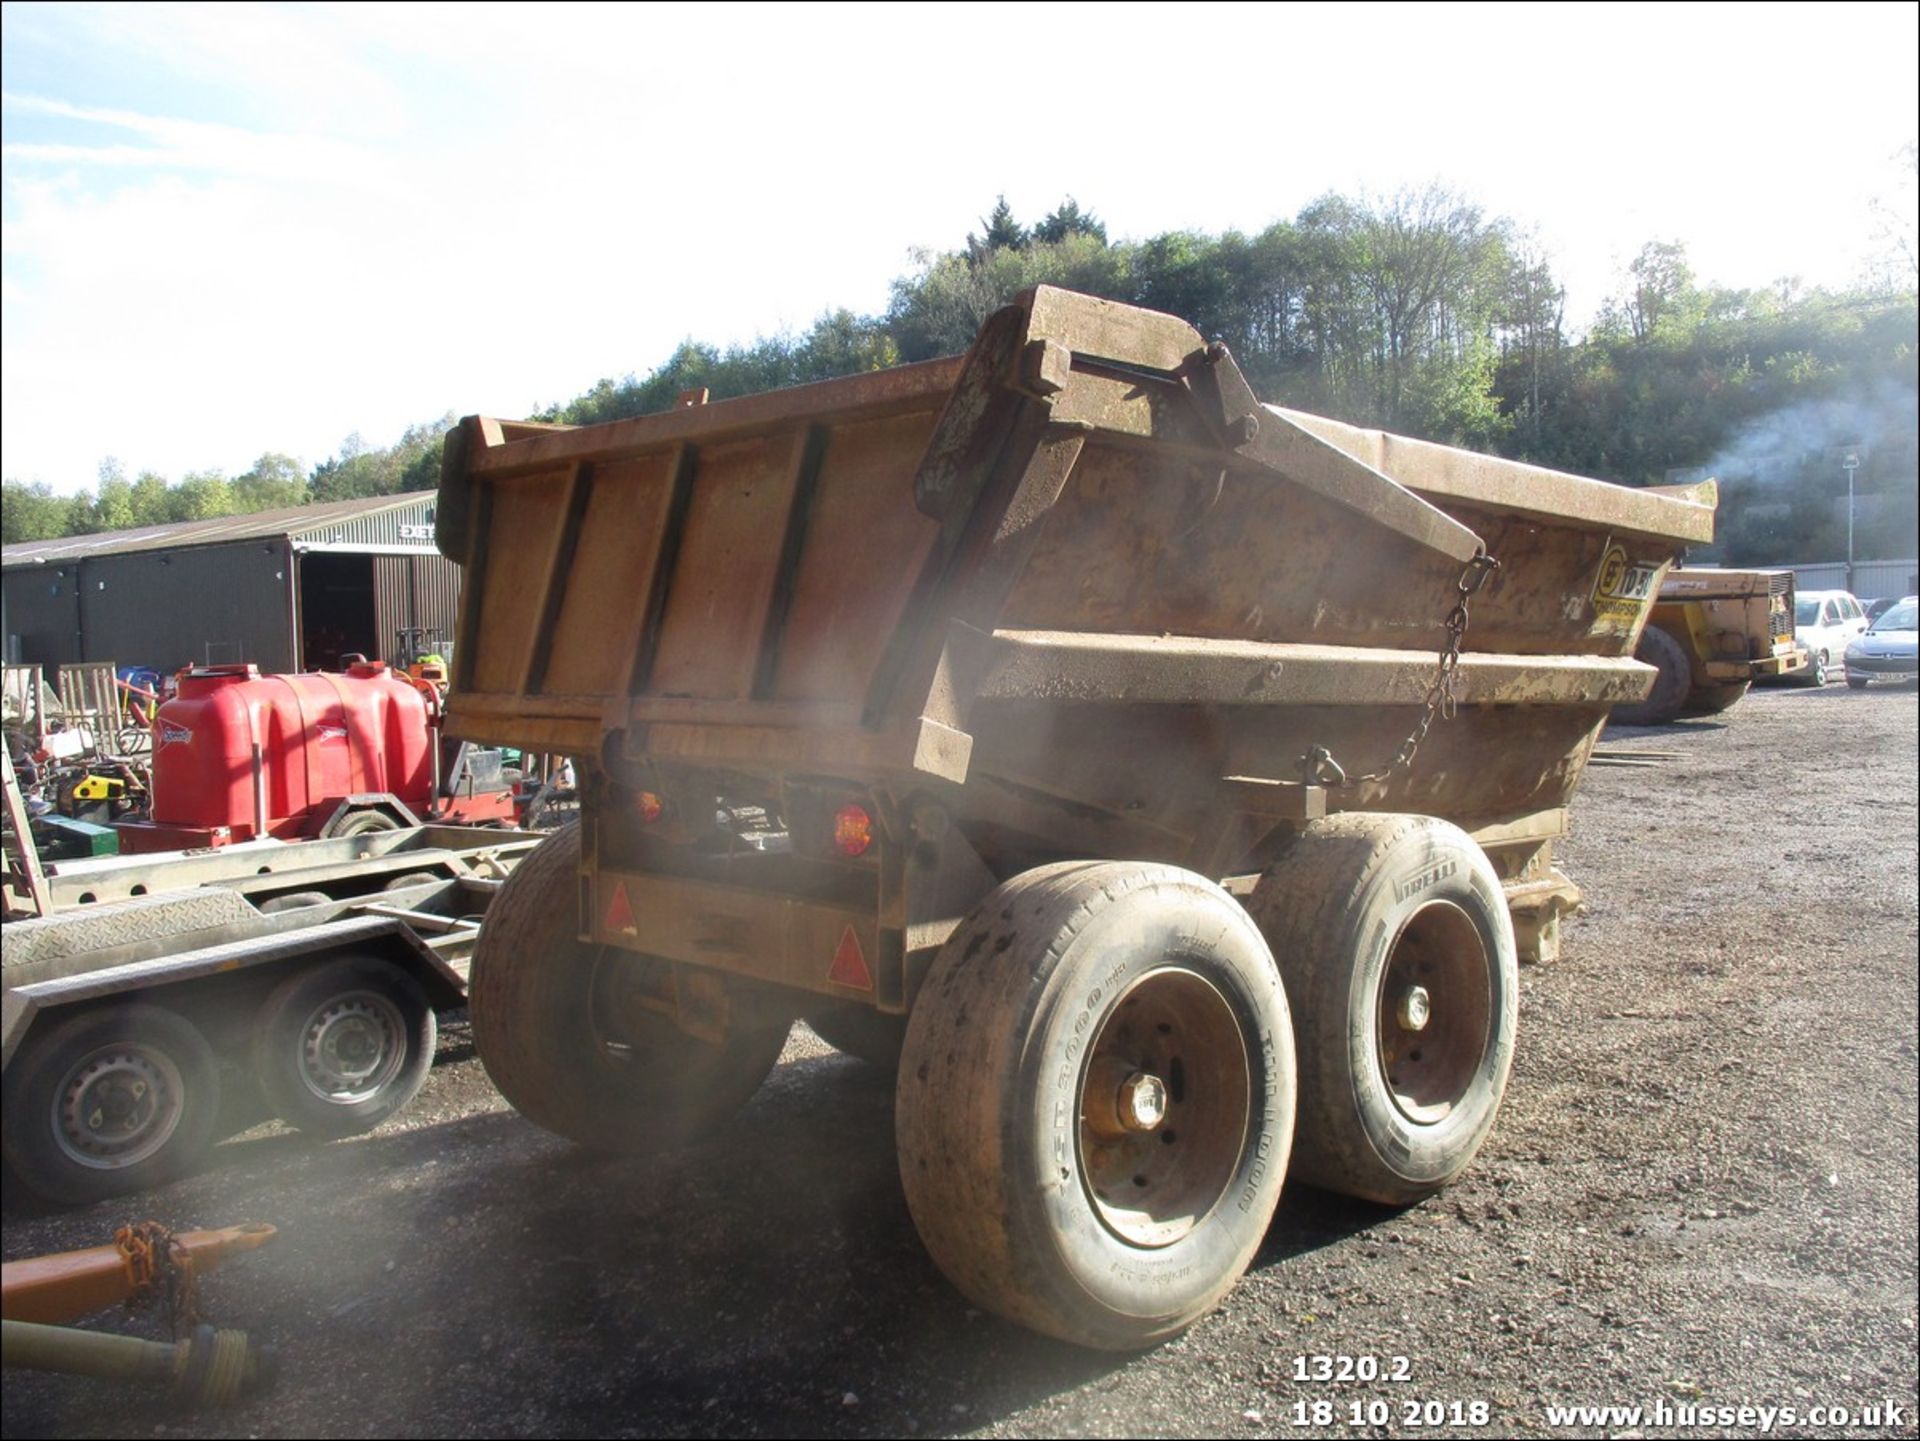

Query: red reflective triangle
(827, 925), (873, 990)
(604, 881), (637, 936)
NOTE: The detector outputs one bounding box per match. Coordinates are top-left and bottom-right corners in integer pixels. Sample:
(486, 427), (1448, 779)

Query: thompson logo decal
(1591, 544), (1662, 631)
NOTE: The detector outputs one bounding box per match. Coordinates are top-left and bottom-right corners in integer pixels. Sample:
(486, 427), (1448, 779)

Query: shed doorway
(298, 553), (377, 672)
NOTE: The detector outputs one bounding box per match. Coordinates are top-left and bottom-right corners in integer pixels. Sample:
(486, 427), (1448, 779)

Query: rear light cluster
(626, 781), (874, 859)
(833, 803), (874, 857)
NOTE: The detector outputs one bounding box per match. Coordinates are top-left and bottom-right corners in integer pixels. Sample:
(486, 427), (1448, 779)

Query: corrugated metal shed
(1780, 559), (1918, 600)
(3, 492), (459, 674)
(1, 493), (438, 567)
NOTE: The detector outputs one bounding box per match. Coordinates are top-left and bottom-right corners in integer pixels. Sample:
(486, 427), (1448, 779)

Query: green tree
(63, 491), (95, 535)
(967, 195), (1026, 262)
(1617, 240), (1697, 341)
(170, 470), (234, 521)
(1033, 198), (1107, 246)
(311, 434), (397, 502)
(1493, 239), (1569, 456)
(91, 477), (137, 532)
(128, 472), (173, 527)
(234, 452), (309, 512)
(1, 480), (70, 542)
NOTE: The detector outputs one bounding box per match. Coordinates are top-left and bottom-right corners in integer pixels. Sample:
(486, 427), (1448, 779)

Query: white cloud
(2, 92), (393, 188)
(2, 1), (1915, 492)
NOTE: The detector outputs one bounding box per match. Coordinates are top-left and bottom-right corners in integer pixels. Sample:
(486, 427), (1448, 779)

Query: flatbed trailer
(437, 286), (1714, 1348)
(2, 826), (541, 1205)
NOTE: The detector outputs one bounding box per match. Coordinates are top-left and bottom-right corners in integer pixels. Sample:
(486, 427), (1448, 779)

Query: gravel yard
(5, 681), (1916, 1440)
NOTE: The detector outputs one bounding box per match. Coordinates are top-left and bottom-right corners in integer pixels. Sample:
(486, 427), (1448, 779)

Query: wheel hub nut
(1117, 1071), (1168, 1132)
(1397, 985), (1432, 1032)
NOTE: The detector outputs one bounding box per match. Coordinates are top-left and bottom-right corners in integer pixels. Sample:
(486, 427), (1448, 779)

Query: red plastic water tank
(132, 662), (434, 847)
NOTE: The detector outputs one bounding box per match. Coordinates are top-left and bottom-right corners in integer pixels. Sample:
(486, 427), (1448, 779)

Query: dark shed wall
(2, 564), (85, 666)
(372, 553), (462, 656)
(78, 543), (295, 673)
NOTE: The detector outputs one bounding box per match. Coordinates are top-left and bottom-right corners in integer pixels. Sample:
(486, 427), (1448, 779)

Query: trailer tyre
(1246, 814), (1518, 1206)
(1685, 680), (1750, 715)
(252, 956), (436, 1138)
(330, 810), (403, 838)
(1611, 624), (1689, 725)
(897, 862), (1296, 1350)
(2, 1003), (221, 1206)
(805, 1006), (908, 1071)
(469, 823), (789, 1153)
(258, 890), (334, 915)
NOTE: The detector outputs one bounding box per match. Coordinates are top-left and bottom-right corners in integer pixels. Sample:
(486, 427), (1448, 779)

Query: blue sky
(3, 1), (1916, 493)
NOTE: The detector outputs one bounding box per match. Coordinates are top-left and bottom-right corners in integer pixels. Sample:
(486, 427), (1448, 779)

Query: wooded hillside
(8, 186), (1915, 564)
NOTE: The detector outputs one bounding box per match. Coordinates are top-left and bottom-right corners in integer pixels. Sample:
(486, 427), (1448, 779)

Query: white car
(1844, 596), (1918, 689)
(1793, 589), (1868, 686)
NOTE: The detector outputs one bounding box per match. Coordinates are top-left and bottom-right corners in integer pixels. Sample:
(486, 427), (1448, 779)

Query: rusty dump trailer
(437, 287), (1714, 1349)
(1611, 566), (1803, 724)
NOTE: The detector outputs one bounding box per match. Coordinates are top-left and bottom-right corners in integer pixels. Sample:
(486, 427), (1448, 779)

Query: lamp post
(1841, 451), (1860, 593)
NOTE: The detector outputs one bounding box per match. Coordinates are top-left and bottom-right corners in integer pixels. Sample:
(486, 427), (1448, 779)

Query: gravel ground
(4, 681), (1916, 1440)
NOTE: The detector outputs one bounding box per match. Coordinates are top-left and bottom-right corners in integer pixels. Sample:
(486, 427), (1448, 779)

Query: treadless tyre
(1610, 624), (1689, 724)
(1247, 814), (1518, 1207)
(1685, 680), (1750, 715)
(1, 1002), (221, 1206)
(806, 1005), (908, 1071)
(325, 808), (402, 838)
(897, 861), (1296, 1350)
(469, 824), (789, 1152)
(252, 956), (436, 1138)
(258, 890), (334, 915)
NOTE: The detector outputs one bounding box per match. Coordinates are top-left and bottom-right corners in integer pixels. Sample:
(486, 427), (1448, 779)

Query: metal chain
(1300, 549), (1502, 787)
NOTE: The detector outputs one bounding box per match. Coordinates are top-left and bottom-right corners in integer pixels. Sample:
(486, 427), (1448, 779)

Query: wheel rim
(298, 990), (408, 1103)
(52, 1044), (187, 1170)
(1076, 967), (1250, 1248)
(1374, 901), (1494, 1125)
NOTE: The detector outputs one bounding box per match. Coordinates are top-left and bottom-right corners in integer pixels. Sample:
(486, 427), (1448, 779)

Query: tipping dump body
(439, 287), (1713, 998)
(1650, 567), (1804, 686)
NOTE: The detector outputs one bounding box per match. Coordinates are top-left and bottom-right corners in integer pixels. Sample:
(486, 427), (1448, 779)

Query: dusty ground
(4, 682), (1916, 1440)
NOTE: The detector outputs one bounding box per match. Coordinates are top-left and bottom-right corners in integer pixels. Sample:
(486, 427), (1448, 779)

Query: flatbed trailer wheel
(469, 824), (789, 1152)
(1, 1003), (221, 1206)
(252, 956), (436, 1138)
(896, 861), (1296, 1350)
(1246, 814), (1518, 1206)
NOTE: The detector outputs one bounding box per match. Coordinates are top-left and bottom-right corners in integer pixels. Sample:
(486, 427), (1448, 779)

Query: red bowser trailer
(114, 661), (513, 854)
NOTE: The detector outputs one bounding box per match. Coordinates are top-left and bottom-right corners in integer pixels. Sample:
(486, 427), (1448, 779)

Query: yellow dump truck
(1610, 567), (1804, 725)
(435, 286), (1713, 1349)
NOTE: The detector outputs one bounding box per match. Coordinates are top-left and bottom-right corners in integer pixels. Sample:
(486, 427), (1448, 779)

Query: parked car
(1844, 596), (1918, 689)
(1793, 589), (1869, 685)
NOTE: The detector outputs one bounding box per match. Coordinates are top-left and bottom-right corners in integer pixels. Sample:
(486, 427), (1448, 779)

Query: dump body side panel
(443, 360), (961, 759)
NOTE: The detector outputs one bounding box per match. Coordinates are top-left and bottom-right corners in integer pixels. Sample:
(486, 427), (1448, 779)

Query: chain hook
(1321, 547), (1499, 787)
